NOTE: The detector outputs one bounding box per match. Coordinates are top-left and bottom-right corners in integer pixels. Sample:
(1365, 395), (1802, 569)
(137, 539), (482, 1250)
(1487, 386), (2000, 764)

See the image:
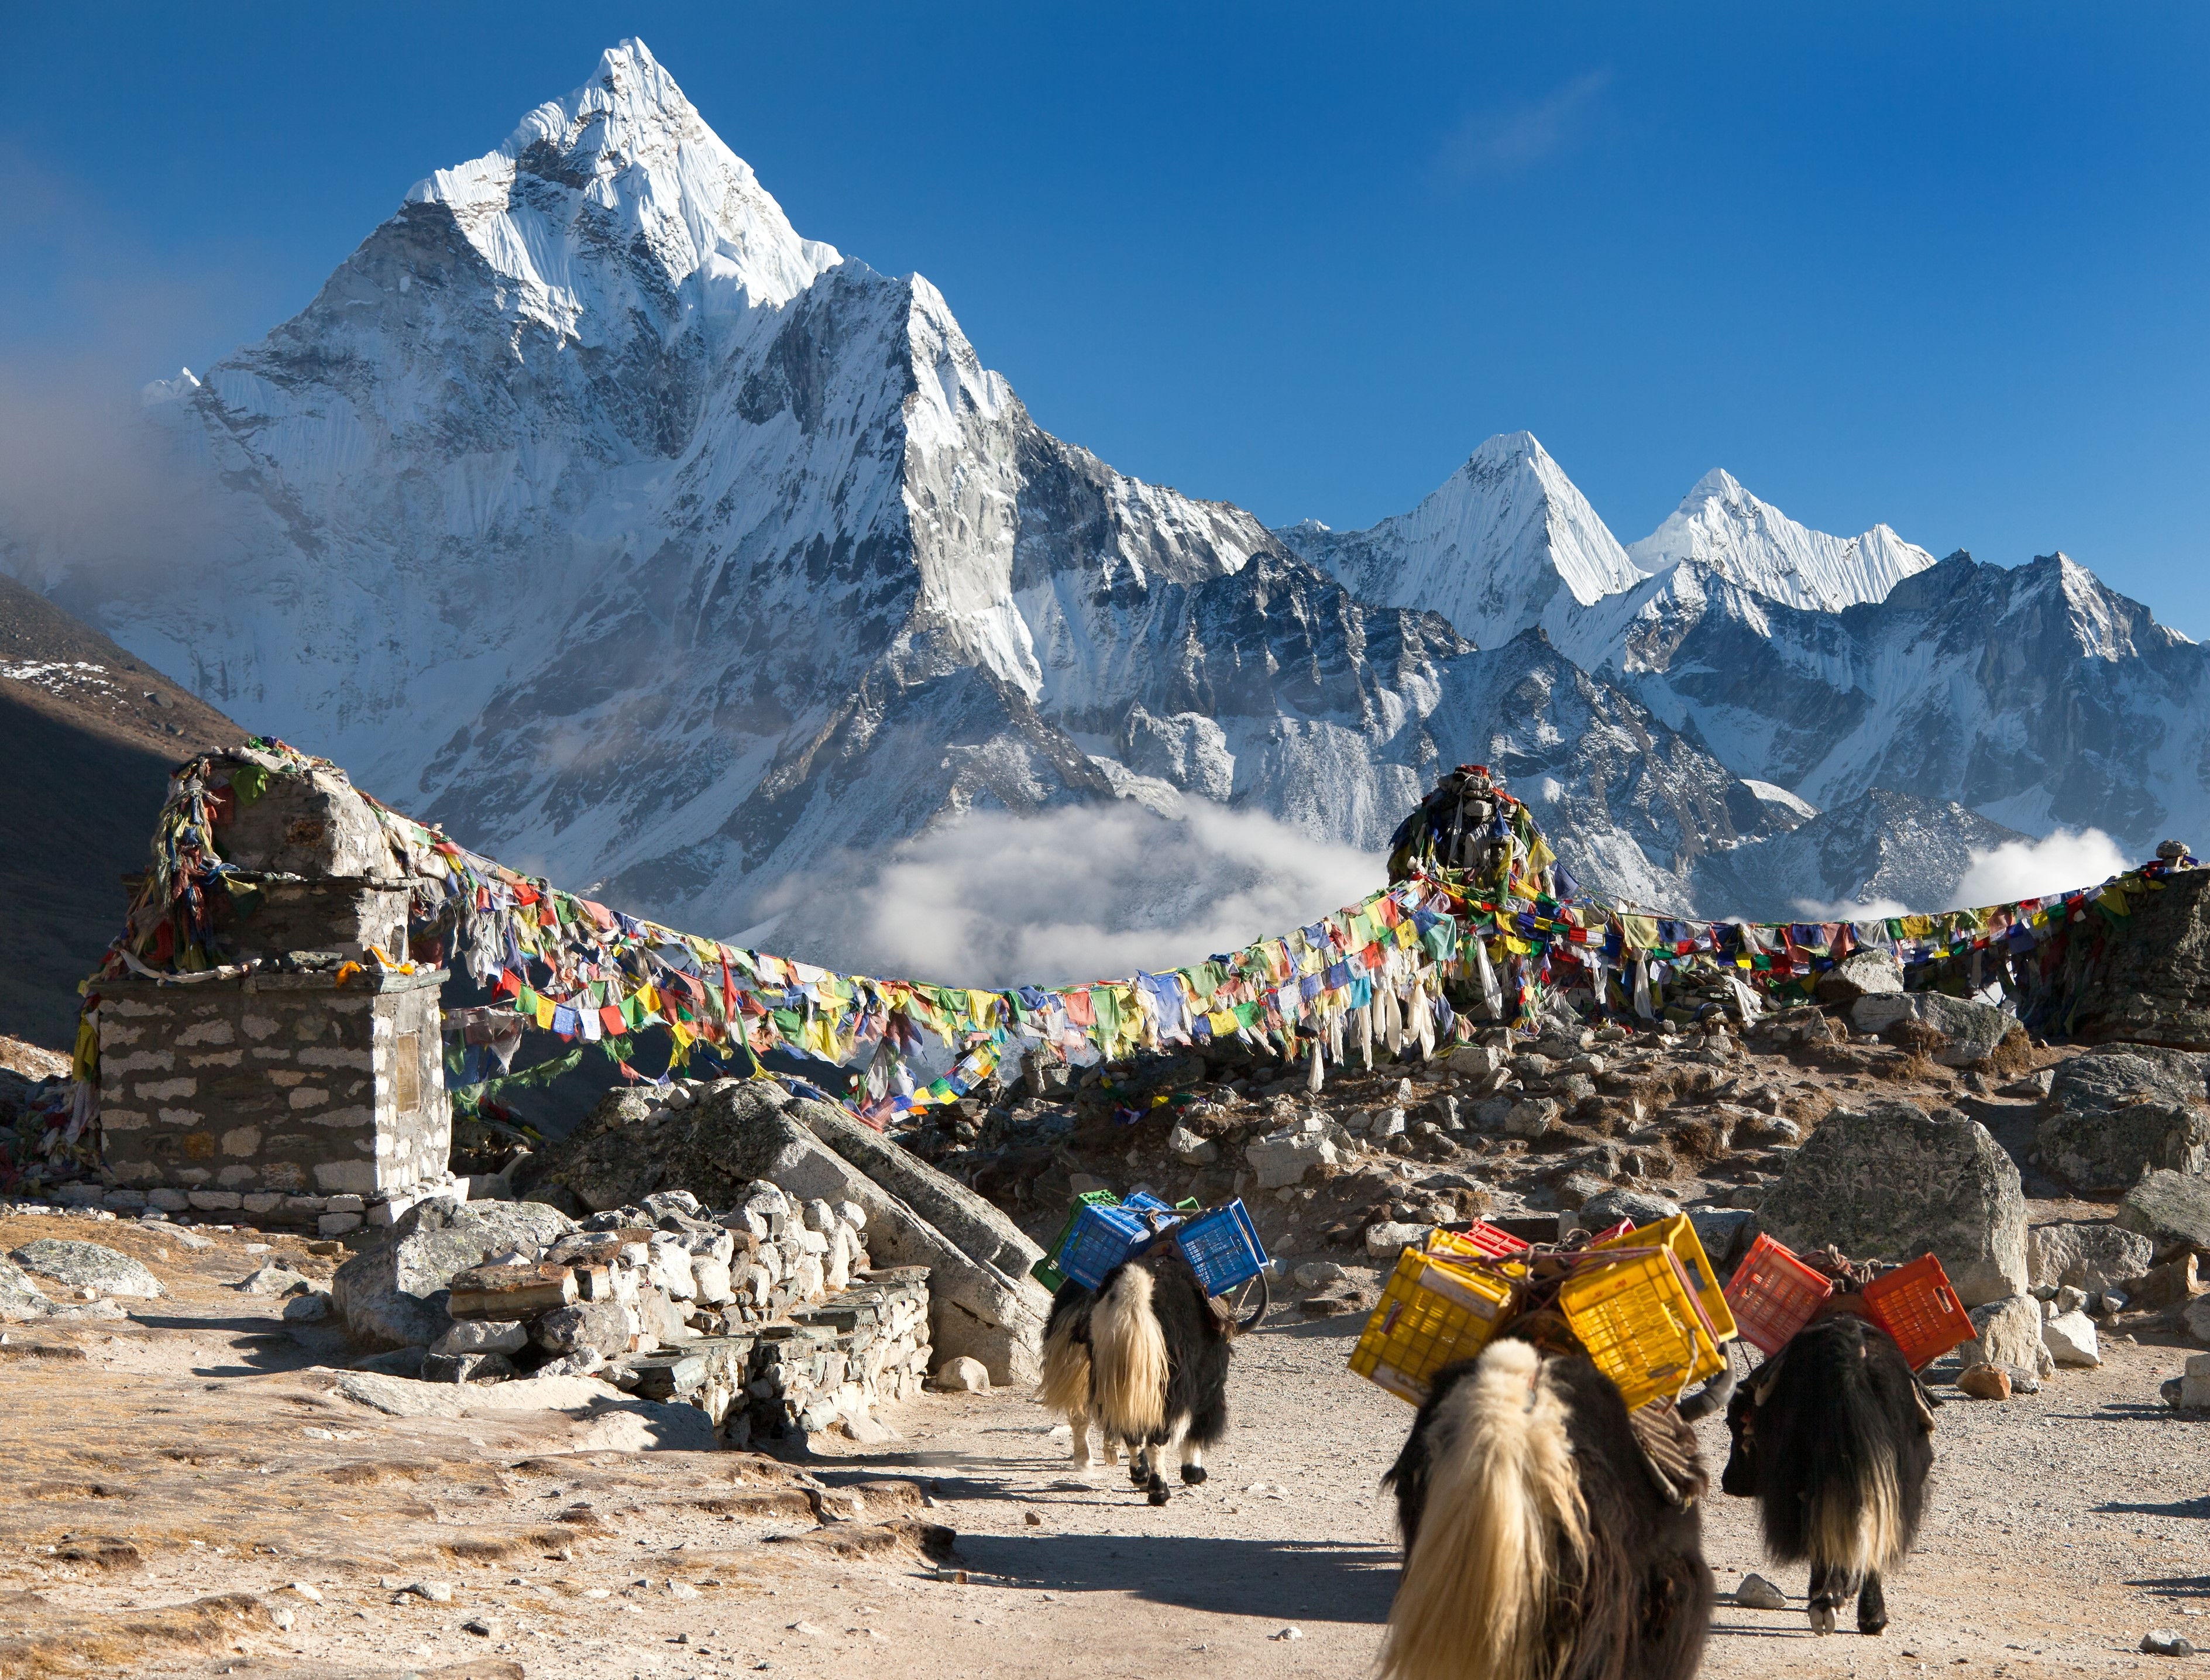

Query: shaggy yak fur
(1721, 1313), (1936, 1635)
(1037, 1249), (1243, 1504)
(1377, 1335), (1720, 1680)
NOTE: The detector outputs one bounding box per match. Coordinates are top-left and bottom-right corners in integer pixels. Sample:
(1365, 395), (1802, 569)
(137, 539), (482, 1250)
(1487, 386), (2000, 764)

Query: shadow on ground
(955, 1530), (1398, 1623)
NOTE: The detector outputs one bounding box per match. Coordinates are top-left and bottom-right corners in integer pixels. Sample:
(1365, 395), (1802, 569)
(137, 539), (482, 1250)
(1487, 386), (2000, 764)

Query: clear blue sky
(8, 4), (2208, 630)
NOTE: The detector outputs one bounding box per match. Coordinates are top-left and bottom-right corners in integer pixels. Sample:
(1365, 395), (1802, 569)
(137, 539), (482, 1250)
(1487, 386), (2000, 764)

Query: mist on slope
(1791, 826), (2135, 922)
(748, 798), (1386, 991)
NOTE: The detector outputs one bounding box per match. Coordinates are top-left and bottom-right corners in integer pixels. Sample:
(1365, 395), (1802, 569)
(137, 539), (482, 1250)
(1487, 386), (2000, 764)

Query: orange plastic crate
(1862, 1253), (1974, 1369)
(1723, 1232), (1833, 1356)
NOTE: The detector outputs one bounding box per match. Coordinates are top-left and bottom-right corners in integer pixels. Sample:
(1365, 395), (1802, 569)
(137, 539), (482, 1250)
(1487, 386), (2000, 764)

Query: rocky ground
(0, 1207), (2203, 1679)
(905, 1001), (2074, 1309)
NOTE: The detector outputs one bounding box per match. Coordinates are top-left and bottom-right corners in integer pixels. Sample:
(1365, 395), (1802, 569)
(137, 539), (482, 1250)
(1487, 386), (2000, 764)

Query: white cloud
(1952, 827), (2130, 908)
(754, 797), (1385, 991)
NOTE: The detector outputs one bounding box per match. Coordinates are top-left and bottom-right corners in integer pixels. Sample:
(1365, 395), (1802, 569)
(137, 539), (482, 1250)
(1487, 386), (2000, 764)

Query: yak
(1376, 1328), (1733, 1680)
(1721, 1311), (1935, 1635)
(1037, 1247), (1267, 1504)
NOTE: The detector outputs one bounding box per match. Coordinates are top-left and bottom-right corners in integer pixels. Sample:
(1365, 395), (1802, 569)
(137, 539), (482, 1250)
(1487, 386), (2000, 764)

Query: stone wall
(98, 967), (449, 1227)
(630, 1266), (933, 1448)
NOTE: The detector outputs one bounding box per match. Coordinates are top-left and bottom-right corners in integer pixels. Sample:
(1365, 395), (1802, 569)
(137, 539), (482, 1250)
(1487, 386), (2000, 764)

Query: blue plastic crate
(1059, 1200), (1184, 1291)
(1032, 1190), (1121, 1293)
(1175, 1199), (1267, 1296)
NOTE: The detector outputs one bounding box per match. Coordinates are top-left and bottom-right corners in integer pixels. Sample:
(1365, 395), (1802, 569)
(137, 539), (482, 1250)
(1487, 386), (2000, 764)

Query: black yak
(1720, 1312), (1936, 1635)
(1377, 1330), (1732, 1680)
(1036, 1248), (1266, 1504)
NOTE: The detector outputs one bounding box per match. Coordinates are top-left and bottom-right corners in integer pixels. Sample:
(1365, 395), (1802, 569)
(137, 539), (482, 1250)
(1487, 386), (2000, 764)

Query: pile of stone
(331, 1187), (931, 1447)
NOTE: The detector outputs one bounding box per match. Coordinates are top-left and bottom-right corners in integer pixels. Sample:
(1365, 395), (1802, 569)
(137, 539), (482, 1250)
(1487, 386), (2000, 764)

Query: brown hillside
(0, 572), (243, 1049)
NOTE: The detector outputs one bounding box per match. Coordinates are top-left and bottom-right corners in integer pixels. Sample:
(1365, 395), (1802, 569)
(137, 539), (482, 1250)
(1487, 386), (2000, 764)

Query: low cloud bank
(1952, 827), (2130, 908)
(755, 798), (1384, 990)
(1792, 826), (2133, 922)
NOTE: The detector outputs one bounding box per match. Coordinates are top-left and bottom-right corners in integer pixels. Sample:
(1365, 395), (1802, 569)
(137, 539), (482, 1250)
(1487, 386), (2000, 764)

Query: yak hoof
(1180, 1463), (1208, 1485)
(1128, 1460), (1150, 1488)
(1146, 1478), (1171, 1507)
(1858, 1611), (1888, 1637)
(1808, 1604), (1838, 1636)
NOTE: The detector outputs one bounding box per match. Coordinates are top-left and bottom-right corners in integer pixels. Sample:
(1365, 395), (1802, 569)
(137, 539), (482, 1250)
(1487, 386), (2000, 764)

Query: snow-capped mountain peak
(1276, 430), (1646, 647)
(406, 37), (840, 329)
(1625, 466), (1934, 611)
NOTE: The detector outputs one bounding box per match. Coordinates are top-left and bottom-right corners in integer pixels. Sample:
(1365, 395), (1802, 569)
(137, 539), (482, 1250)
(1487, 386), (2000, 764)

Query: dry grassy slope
(0, 575), (242, 1049)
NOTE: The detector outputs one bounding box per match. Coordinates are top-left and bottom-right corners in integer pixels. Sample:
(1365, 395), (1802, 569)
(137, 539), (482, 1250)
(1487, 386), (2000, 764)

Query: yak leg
(1807, 1563), (1850, 1636)
(1180, 1441), (1208, 1485)
(1857, 1571), (1888, 1636)
(1068, 1407), (1096, 1468)
(1146, 1421), (1189, 1507)
(1128, 1444), (1151, 1489)
(1101, 1433), (1121, 1466)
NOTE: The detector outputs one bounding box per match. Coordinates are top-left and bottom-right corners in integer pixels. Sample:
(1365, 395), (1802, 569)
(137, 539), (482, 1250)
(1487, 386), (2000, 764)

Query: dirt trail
(0, 1213), (2204, 1678)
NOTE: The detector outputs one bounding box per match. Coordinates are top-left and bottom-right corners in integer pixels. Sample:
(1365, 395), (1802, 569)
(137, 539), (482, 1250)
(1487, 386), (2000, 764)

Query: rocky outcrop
(1849, 991), (2018, 1067)
(1754, 1098), (2029, 1305)
(2037, 1046), (2210, 1191)
(2119, 1169), (2210, 1253)
(2064, 868), (2210, 1050)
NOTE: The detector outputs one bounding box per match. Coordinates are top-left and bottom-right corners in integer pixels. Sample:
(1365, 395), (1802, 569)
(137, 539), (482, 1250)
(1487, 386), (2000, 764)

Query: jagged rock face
(1565, 551), (2210, 864)
(1693, 787), (2030, 922)
(27, 36), (2168, 932)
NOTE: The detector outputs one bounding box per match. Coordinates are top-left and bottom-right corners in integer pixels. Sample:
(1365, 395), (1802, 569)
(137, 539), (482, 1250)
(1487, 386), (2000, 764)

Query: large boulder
(331, 1198), (576, 1349)
(2027, 1221), (2157, 1291)
(1850, 992), (2017, 1067)
(2118, 1169), (2210, 1253)
(520, 1078), (1049, 1384)
(2038, 1046), (2210, 1191)
(1816, 949), (1905, 1006)
(1754, 1098), (2029, 1305)
(8, 1239), (164, 1300)
(2063, 867), (2210, 1050)
(1961, 1294), (2054, 1378)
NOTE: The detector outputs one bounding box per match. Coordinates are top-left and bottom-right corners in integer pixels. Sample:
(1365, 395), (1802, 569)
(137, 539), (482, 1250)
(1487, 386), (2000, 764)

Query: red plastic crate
(1430, 1219), (1531, 1260)
(1862, 1253), (1975, 1369)
(1723, 1233), (1834, 1356)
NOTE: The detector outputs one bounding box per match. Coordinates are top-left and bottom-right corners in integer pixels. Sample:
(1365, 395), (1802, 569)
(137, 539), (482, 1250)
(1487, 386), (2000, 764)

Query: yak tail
(1037, 1309), (1091, 1420)
(1088, 1265), (1168, 1441)
(1380, 1339), (1587, 1680)
(1783, 1323), (1910, 1576)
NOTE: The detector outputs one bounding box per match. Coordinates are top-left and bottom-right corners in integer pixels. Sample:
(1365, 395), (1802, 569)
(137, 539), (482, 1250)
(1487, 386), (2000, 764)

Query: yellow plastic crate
(1588, 1213), (1738, 1348)
(1558, 1247), (1726, 1411)
(1349, 1248), (1517, 1406)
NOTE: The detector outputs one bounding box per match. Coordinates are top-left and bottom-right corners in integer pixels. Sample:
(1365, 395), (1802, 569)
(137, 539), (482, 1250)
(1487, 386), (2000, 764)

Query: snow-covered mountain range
(6, 39), (2204, 960)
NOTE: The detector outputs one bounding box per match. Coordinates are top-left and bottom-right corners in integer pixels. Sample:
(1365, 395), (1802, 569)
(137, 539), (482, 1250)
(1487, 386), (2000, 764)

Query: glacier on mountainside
(1626, 468), (1936, 612)
(1276, 432), (1648, 650)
